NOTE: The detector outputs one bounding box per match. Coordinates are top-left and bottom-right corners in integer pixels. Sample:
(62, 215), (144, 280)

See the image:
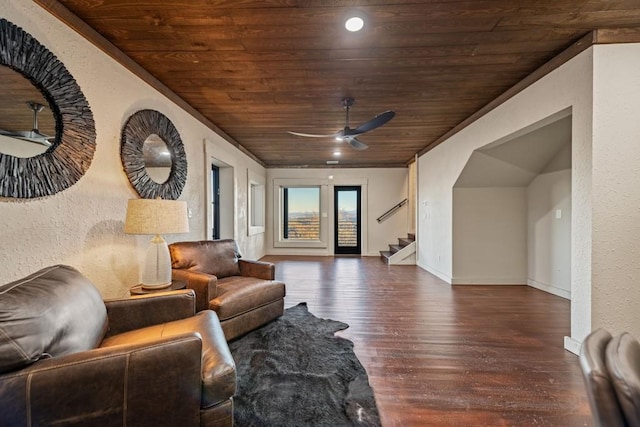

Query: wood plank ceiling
(40, 0), (640, 168)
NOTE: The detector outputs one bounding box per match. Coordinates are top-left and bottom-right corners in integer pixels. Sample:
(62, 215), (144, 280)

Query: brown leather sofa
(0, 264), (236, 427)
(169, 239), (286, 340)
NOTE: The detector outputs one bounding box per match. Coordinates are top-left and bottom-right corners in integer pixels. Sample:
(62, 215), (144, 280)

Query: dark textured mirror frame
(0, 18), (96, 199)
(120, 109), (187, 200)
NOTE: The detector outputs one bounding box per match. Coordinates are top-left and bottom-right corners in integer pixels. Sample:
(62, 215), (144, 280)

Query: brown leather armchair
(606, 332), (640, 425)
(579, 328), (626, 427)
(0, 264), (236, 427)
(169, 239), (286, 340)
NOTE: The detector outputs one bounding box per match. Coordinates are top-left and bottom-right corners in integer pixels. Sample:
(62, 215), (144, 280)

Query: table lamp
(125, 198), (189, 289)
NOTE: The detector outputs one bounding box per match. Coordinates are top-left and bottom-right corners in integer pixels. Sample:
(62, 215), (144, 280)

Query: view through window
(336, 189), (358, 247)
(283, 186), (320, 240)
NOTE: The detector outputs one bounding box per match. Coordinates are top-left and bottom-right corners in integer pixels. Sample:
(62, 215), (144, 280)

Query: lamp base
(140, 234), (172, 289)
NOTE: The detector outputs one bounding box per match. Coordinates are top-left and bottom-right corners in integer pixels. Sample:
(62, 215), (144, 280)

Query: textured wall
(591, 44), (640, 339)
(417, 47), (594, 345)
(452, 187), (528, 284)
(0, 2), (266, 298)
(527, 160), (572, 299)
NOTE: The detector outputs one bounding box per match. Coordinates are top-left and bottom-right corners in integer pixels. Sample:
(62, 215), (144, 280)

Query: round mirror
(0, 18), (96, 199)
(143, 134), (172, 183)
(0, 67), (56, 158)
(121, 109), (187, 200)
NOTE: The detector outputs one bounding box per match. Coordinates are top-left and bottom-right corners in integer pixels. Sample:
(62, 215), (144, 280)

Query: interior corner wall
(526, 159), (572, 299)
(0, 2), (266, 298)
(265, 168), (408, 256)
(591, 43), (640, 339)
(417, 47), (594, 344)
(452, 187), (527, 284)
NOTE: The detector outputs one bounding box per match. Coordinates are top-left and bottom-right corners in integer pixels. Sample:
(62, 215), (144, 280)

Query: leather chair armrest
(0, 334), (203, 426)
(104, 289), (196, 337)
(172, 269), (217, 312)
(238, 259), (275, 280)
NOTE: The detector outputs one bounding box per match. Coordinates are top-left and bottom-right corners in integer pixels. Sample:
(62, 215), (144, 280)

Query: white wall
(0, 2), (266, 298)
(591, 44), (640, 338)
(527, 145), (572, 299)
(266, 168), (408, 256)
(417, 47), (594, 345)
(452, 187), (527, 284)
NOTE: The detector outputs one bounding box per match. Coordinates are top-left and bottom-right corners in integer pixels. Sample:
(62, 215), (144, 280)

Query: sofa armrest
(0, 334), (203, 426)
(238, 259), (275, 280)
(104, 289), (195, 337)
(172, 269), (217, 312)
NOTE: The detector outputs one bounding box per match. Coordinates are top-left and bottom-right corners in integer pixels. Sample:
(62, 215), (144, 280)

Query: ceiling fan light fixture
(345, 16), (364, 32)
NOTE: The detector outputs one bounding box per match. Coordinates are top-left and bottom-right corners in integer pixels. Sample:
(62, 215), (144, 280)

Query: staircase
(380, 233), (416, 265)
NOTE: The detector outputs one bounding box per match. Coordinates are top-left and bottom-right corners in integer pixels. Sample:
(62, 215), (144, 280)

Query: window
(273, 179), (328, 249)
(283, 186), (320, 240)
(247, 169), (265, 235)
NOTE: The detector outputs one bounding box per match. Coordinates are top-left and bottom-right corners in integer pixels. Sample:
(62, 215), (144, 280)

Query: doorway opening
(205, 156), (234, 240)
(211, 165), (220, 239)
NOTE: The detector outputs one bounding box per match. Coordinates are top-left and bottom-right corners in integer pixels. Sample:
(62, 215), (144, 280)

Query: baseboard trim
(417, 261), (452, 283)
(451, 276), (527, 285)
(527, 279), (571, 300)
(564, 336), (581, 355)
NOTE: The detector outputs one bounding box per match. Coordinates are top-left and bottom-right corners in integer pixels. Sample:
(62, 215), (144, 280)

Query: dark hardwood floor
(261, 255), (592, 427)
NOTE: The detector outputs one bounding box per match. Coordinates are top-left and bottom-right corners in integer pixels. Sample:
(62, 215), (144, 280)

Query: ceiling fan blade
(351, 110), (395, 135)
(288, 131), (338, 138)
(0, 129), (52, 146)
(346, 136), (369, 151)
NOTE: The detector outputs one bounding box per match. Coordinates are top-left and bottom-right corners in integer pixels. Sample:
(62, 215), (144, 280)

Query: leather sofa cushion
(170, 240), (241, 279)
(0, 265), (108, 374)
(100, 310), (236, 408)
(211, 277), (285, 321)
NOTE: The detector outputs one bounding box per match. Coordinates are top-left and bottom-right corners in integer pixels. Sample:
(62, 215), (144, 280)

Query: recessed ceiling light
(327, 160), (339, 165)
(345, 16), (364, 32)
(333, 151), (341, 156)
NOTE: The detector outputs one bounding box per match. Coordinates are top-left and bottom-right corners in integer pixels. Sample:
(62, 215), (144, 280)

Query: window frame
(247, 169), (265, 236)
(273, 178), (328, 248)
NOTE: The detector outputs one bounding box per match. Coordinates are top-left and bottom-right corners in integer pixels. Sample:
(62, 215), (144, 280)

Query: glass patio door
(334, 186), (361, 255)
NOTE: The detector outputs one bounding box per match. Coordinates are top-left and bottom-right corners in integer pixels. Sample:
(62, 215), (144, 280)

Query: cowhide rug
(228, 303), (381, 427)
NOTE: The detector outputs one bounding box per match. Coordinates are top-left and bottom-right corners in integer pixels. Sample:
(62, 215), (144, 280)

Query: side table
(129, 280), (186, 296)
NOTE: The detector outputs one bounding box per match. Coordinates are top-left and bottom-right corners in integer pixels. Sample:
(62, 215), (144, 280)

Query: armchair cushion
(0, 264), (107, 374)
(170, 239), (241, 279)
(212, 277), (286, 321)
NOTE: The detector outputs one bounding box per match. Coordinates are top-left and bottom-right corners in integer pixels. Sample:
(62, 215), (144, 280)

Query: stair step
(379, 251), (392, 263)
(407, 233), (415, 241)
(398, 237), (413, 247)
(389, 244), (403, 254)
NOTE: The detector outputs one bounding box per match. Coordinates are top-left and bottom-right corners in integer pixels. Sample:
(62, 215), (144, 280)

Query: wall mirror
(143, 133), (172, 183)
(121, 109), (187, 200)
(0, 18), (96, 198)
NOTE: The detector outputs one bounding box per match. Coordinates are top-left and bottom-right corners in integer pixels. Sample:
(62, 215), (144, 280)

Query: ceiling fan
(0, 101), (54, 146)
(288, 98), (395, 151)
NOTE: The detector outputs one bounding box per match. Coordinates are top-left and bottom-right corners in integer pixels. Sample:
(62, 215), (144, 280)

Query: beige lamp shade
(125, 198), (189, 235)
